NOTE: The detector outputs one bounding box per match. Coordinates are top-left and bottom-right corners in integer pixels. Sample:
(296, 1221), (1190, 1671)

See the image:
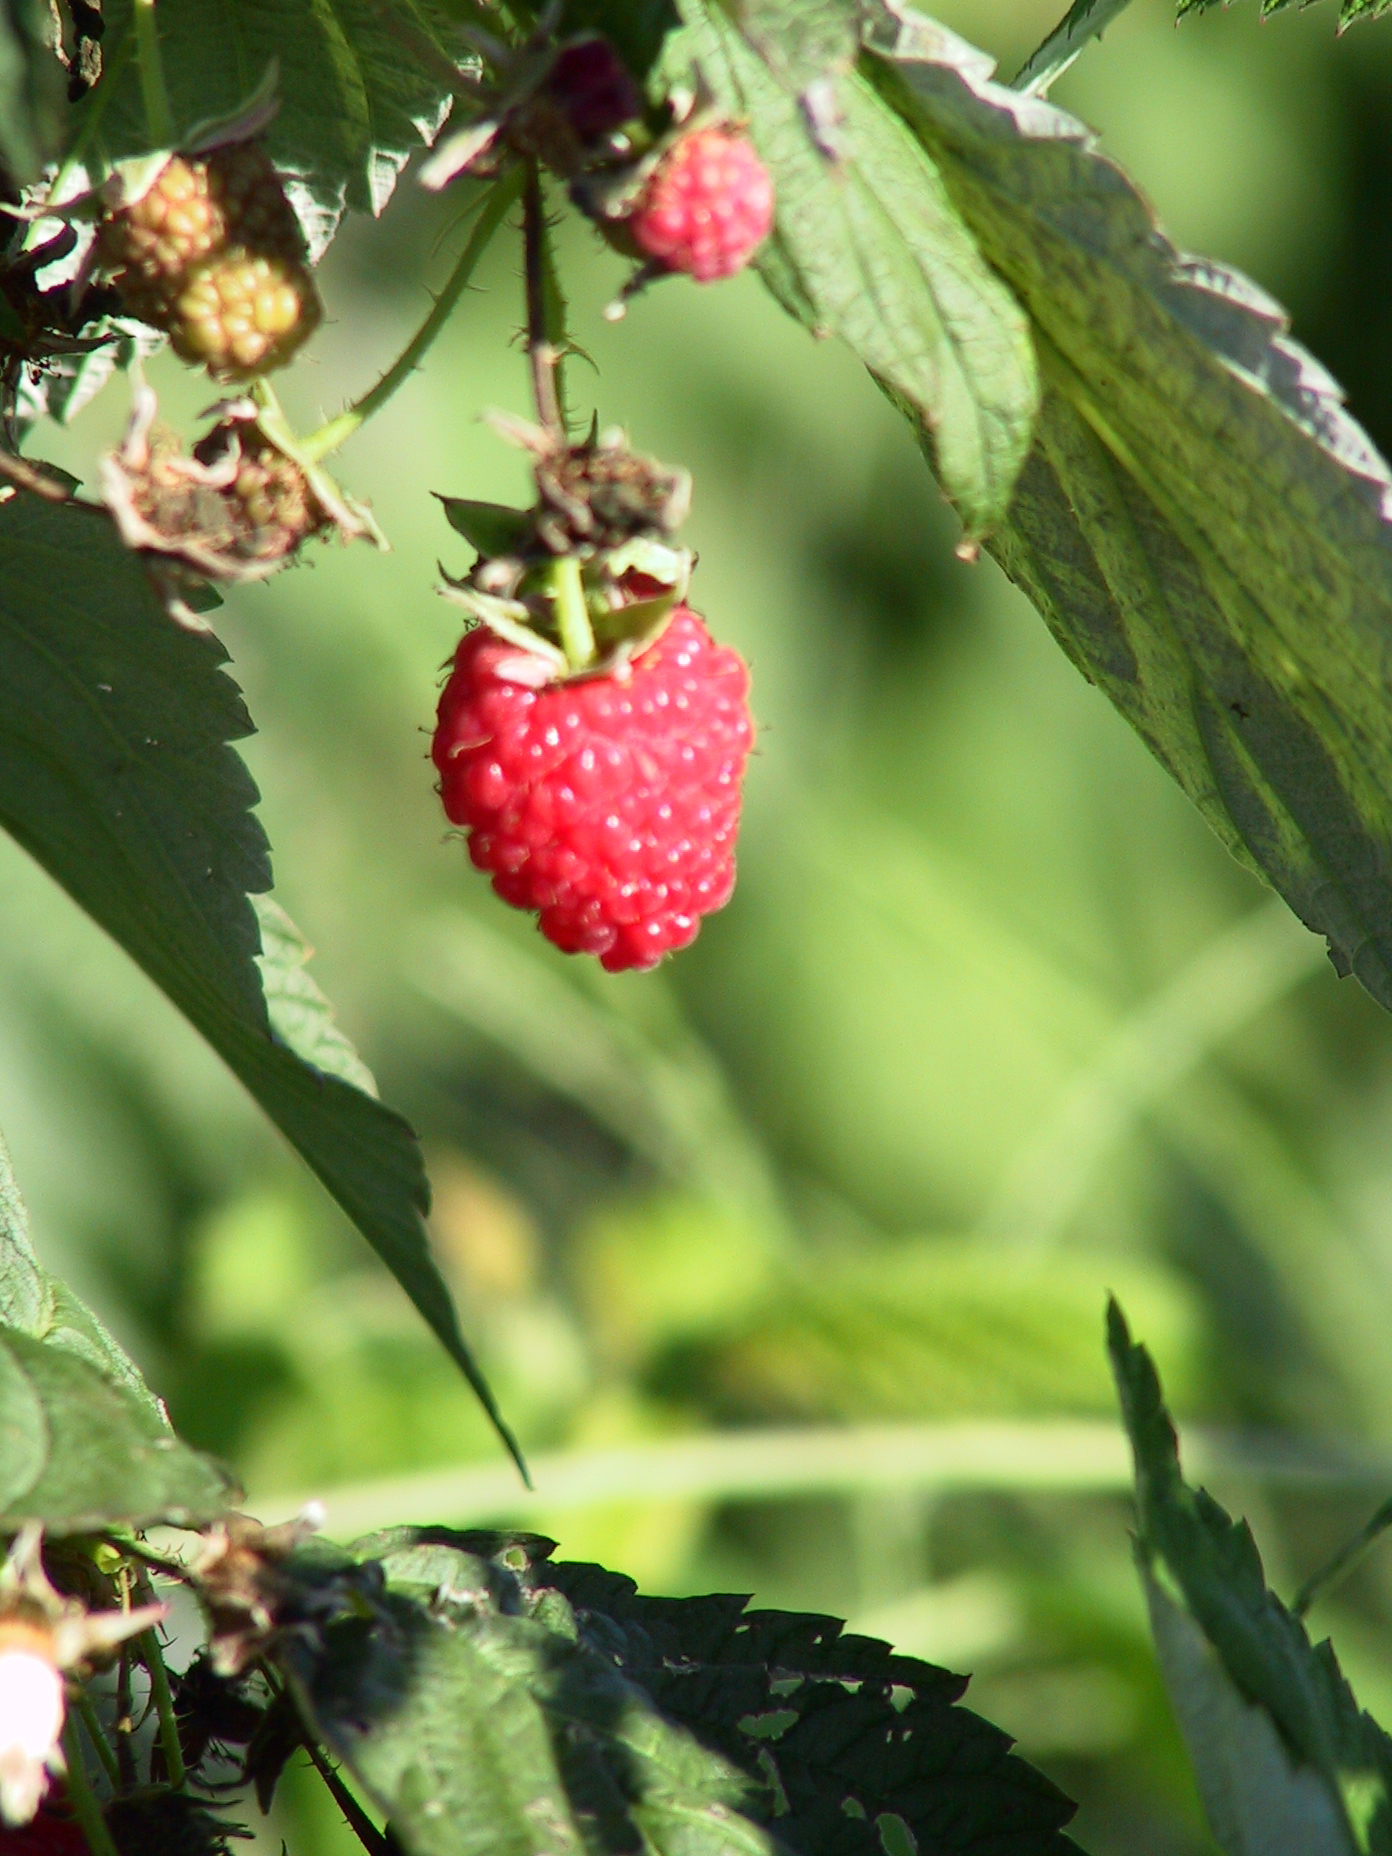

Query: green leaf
(281, 1536), (776, 1856)
(1109, 1301), (1392, 1855)
(0, 1129), (233, 1531)
(0, 0), (66, 187)
(867, 11), (1392, 1015)
(0, 493), (521, 1472)
(347, 1529), (1082, 1856)
(670, 0), (1039, 539)
(93, 0), (484, 252)
(1011, 0), (1142, 95)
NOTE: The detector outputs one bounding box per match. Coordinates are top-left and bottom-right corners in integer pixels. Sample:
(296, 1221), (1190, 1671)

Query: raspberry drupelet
(433, 607), (753, 972)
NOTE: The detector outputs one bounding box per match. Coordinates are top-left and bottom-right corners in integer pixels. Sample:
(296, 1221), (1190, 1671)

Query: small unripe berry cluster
(96, 143), (321, 380)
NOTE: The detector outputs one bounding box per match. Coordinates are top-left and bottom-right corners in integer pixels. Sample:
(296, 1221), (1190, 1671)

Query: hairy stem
(299, 169), (525, 464)
(522, 160), (563, 439)
(302, 1737), (393, 1856)
(61, 1720), (122, 1856)
(132, 0), (175, 149)
(113, 1645), (136, 1791)
(74, 1692), (120, 1790)
(137, 1620), (186, 1788)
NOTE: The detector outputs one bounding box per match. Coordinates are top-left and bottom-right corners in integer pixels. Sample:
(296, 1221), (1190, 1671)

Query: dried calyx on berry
(91, 94), (321, 383)
(0, 1528), (162, 1826)
(432, 426), (754, 972)
(99, 385), (378, 623)
(438, 416), (694, 680)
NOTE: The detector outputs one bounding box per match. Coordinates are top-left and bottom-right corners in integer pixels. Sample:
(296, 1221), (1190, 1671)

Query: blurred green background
(15, 1), (1392, 1849)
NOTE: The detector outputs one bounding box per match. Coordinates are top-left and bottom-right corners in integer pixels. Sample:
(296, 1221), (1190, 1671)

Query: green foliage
(1111, 1301), (1392, 1855)
(0, 0), (66, 186)
(0, 494), (519, 1468)
(669, 0), (1040, 540)
(282, 1532), (781, 1856)
(0, 1130), (230, 1530)
(281, 1527), (1081, 1856)
(1177, 0), (1391, 39)
(93, 0), (479, 248)
(864, 7), (1392, 1019)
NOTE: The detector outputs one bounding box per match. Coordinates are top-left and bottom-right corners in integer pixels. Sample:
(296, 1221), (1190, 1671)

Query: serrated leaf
(1012, 0), (1141, 95)
(280, 1540), (775, 1856)
(0, 1131), (233, 1530)
(868, 12), (1392, 1015)
(355, 1529), (1082, 1856)
(1110, 1301), (1392, 1854)
(0, 493), (521, 1471)
(92, 0), (482, 254)
(671, 0), (1038, 539)
(0, 0), (66, 187)
(0, 1329), (234, 1532)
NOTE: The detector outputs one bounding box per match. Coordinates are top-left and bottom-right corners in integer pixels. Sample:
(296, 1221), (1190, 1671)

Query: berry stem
(298, 166), (525, 464)
(132, 0), (175, 150)
(135, 1600), (186, 1789)
(61, 1719), (122, 1856)
(25, 25), (132, 246)
(522, 159), (564, 440)
(73, 1692), (120, 1790)
(552, 553), (596, 671)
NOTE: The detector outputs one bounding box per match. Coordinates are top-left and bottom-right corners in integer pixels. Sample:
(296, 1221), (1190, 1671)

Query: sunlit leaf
(670, 0), (1039, 539)
(0, 1131), (232, 1530)
(869, 8), (1392, 1015)
(92, 0), (483, 253)
(1111, 1301), (1392, 1855)
(0, 494), (520, 1470)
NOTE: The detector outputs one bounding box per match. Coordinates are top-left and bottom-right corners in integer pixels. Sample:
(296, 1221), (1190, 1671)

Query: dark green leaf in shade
(0, 494), (522, 1472)
(90, 1), (488, 254)
(1109, 1300), (1392, 1855)
(0, 1132), (232, 1531)
(327, 1528), (1082, 1856)
(866, 10), (1392, 1015)
(281, 1535), (775, 1856)
(0, 0), (66, 187)
(670, 0), (1039, 540)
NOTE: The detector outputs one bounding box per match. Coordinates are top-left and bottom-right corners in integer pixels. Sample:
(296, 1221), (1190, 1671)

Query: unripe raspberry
(433, 606), (753, 972)
(97, 142), (320, 380)
(628, 127), (773, 282)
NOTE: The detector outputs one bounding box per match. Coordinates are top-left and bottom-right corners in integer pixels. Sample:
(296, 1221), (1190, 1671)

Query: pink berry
(628, 128), (774, 283)
(433, 607), (754, 972)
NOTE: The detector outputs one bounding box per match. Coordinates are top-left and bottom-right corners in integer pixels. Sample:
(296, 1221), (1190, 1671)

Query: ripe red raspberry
(628, 127), (773, 282)
(433, 607), (753, 972)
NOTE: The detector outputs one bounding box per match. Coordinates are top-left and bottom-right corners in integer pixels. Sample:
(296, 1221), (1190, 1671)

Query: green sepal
(437, 498), (534, 557)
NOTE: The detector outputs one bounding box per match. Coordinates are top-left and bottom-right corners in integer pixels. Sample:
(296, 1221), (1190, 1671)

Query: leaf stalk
(132, 0), (175, 150)
(299, 168), (525, 463)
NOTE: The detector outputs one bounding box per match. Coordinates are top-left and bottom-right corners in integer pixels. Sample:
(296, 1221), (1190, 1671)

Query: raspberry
(544, 37), (641, 145)
(627, 127), (773, 283)
(0, 1803), (86, 1856)
(433, 606), (753, 971)
(96, 142), (320, 380)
